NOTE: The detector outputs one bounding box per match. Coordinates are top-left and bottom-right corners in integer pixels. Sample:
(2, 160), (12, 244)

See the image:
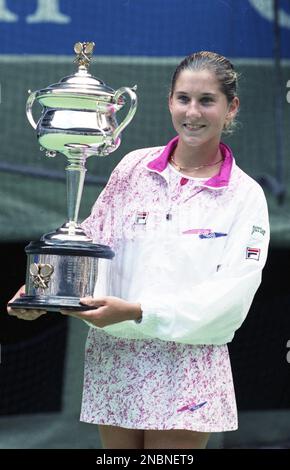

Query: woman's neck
(171, 139), (223, 178)
(174, 138), (220, 166)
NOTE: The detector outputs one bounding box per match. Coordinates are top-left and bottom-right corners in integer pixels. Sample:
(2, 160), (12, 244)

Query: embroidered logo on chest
(199, 232), (227, 239)
(135, 211), (149, 225)
(182, 228), (227, 239)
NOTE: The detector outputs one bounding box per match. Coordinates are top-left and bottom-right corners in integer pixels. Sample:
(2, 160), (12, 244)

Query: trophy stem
(66, 150), (87, 235)
(41, 144), (92, 243)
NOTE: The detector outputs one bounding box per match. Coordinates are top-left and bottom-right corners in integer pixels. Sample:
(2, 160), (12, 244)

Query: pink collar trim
(147, 136), (233, 188)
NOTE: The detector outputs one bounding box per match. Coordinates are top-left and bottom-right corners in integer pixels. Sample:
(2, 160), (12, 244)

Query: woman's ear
(168, 94), (173, 114)
(224, 97), (239, 130)
(227, 96), (239, 121)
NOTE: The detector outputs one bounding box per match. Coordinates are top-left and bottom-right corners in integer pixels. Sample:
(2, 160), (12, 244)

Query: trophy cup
(9, 42), (137, 311)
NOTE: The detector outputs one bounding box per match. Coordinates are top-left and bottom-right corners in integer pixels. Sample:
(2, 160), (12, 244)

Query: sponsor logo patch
(199, 232), (227, 239)
(246, 247), (261, 260)
(251, 225), (266, 237)
(182, 228), (212, 235)
(135, 211), (148, 225)
(177, 401), (207, 413)
(182, 228), (227, 239)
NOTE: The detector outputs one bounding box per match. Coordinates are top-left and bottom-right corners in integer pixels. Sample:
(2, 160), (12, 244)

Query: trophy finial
(74, 42), (95, 68)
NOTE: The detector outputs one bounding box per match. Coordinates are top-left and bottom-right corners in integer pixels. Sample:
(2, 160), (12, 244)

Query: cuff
(133, 301), (166, 334)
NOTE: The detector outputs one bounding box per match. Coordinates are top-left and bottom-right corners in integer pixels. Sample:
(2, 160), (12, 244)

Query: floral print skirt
(80, 329), (238, 432)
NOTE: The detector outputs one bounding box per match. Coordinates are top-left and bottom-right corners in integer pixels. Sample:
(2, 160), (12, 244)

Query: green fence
(0, 57), (290, 245)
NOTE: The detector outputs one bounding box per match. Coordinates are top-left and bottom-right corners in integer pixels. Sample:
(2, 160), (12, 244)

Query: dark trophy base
(8, 295), (96, 312)
(9, 239), (114, 312)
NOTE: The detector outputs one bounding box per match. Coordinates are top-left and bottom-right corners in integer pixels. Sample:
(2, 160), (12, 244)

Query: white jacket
(82, 137), (270, 345)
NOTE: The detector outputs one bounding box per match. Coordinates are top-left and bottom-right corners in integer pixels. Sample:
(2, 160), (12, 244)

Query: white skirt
(80, 329), (238, 432)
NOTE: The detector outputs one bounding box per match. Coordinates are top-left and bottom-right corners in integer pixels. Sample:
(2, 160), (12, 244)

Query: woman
(8, 51), (270, 449)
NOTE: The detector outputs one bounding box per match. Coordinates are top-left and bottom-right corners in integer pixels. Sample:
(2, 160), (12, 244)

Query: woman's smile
(182, 122), (207, 133)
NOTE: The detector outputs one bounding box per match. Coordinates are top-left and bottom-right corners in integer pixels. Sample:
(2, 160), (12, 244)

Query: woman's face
(169, 69), (239, 149)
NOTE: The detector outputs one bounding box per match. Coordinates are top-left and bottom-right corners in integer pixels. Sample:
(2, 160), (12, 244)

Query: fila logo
(135, 211), (148, 225)
(246, 247), (261, 261)
(287, 80), (290, 104)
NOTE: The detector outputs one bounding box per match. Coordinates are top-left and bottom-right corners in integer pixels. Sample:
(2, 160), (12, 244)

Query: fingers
(9, 308), (46, 316)
(58, 298), (97, 316)
(18, 285), (26, 296)
(59, 297), (104, 316)
(7, 284), (26, 314)
(59, 310), (84, 318)
(79, 296), (106, 307)
(12, 285), (26, 301)
(7, 284), (48, 320)
(8, 308), (47, 320)
(60, 308), (101, 318)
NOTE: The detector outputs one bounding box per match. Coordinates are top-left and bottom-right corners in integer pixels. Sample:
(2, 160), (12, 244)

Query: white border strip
(0, 55), (290, 66)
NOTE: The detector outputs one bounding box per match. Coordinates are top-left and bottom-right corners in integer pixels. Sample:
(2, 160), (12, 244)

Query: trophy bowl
(9, 42), (137, 312)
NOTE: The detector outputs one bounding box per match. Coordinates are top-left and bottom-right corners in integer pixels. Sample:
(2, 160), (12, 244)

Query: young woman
(8, 51), (270, 449)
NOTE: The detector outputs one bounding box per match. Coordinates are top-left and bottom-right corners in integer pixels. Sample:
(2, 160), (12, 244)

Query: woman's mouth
(183, 123), (206, 131)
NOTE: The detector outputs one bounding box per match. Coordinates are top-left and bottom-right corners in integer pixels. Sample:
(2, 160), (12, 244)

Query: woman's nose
(186, 101), (201, 119)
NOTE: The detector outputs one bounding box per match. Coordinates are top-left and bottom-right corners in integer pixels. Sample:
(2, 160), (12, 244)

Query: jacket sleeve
(81, 166), (124, 251)
(129, 185), (270, 345)
(81, 149), (141, 248)
(80, 163), (127, 330)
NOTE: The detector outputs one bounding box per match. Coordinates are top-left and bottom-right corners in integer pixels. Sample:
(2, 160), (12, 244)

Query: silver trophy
(9, 42), (137, 311)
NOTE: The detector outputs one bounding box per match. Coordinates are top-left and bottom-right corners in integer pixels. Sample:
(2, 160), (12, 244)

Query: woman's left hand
(60, 296), (142, 328)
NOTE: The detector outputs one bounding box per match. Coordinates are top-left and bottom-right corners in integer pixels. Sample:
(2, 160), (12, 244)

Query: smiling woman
(167, 52), (239, 179)
(8, 51), (270, 450)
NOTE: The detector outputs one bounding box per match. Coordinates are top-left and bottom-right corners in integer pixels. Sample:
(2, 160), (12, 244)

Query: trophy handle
(26, 91), (38, 130)
(112, 86), (138, 141)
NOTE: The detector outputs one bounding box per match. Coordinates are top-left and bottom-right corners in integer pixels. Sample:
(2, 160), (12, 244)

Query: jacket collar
(146, 136), (234, 189)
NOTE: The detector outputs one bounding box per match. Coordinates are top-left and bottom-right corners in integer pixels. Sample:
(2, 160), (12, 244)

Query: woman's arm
(131, 187), (270, 344)
(96, 185), (270, 345)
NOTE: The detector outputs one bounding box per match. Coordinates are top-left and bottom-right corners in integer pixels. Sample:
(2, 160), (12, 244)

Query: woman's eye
(177, 95), (189, 103)
(200, 97), (214, 104)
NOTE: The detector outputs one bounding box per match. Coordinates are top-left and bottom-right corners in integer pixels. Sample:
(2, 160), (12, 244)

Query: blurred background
(0, 0), (290, 449)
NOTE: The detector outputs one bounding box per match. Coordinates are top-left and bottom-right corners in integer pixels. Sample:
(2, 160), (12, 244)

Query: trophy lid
(35, 42), (125, 110)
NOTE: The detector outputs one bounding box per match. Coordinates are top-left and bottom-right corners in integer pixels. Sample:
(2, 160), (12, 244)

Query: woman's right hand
(7, 285), (47, 320)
